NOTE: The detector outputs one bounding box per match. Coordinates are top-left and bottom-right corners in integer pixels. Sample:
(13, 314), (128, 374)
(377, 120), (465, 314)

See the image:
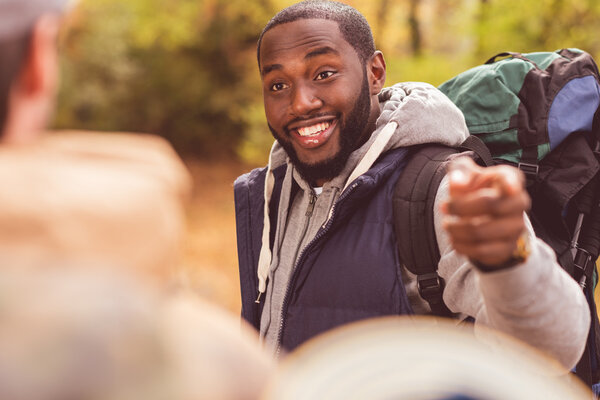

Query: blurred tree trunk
(538, 0), (565, 48)
(431, 0), (460, 54)
(475, 0), (490, 59)
(375, 0), (391, 52)
(408, 0), (422, 56)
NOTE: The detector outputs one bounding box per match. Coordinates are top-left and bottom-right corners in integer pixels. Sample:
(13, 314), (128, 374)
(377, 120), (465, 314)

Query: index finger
(448, 158), (524, 197)
(482, 165), (525, 197)
(444, 188), (530, 217)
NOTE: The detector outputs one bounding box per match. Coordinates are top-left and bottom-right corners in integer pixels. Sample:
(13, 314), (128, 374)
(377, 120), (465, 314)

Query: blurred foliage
(54, 0), (600, 163)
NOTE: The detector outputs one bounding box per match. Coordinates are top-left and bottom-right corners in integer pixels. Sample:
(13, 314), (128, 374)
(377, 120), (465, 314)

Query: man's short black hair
(257, 0), (375, 68)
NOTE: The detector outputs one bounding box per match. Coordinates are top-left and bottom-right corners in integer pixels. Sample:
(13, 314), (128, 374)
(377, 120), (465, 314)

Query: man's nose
(291, 84), (323, 116)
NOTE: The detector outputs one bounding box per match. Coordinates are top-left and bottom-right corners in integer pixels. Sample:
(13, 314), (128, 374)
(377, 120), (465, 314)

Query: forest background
(54, 0), (600, 312)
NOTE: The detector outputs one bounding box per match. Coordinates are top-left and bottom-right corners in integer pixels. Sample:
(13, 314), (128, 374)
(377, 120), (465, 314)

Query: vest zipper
(305, 191), (316, 217)
(256, 192), (316, 306)
(292, 191), (316, 268)
(275, 182), (359, 357)
(272, 190), (315, 353)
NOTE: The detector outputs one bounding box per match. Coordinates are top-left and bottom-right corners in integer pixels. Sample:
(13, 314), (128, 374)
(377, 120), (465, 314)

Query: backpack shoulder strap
(393, 137), (492, 317)
(393, 144), (456, 317)
(460, 135), (494, 166)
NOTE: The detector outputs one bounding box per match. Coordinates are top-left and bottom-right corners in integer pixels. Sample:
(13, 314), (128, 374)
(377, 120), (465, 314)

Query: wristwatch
(473, 233), (531, 272)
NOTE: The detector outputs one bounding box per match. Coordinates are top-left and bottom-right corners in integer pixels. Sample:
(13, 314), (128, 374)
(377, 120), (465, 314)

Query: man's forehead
(259, 18), (352, 69)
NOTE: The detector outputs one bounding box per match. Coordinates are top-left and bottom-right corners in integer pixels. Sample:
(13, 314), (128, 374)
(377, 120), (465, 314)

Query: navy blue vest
(234, 148), (414, 351)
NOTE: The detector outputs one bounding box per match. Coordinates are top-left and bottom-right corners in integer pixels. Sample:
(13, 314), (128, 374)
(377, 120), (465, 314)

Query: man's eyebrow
(305, 46), (340, 60)
(261, 64), (282, 76)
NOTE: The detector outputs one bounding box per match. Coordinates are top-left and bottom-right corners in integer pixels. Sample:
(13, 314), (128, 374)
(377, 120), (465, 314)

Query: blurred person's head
(0, 131), (192, 287)
(0, 0), (70, 144)
(0, 268), (275, 400)
(0, 1), (191, 289)
(262, 317), (591, 400)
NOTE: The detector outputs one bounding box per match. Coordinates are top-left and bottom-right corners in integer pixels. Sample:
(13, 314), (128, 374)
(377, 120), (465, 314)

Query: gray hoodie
(257, 83), (590, 369)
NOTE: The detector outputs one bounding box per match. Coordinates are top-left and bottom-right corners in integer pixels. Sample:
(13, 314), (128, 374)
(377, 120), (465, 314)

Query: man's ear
(367, 51), (386, 96)
(3, 14), (61, 143)
(16, 14), (60, 97)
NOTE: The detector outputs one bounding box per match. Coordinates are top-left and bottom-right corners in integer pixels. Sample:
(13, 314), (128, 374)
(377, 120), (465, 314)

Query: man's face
(259, 18), (377, 185)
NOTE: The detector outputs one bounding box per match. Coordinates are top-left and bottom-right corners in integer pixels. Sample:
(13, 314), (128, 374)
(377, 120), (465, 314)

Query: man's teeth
(297, 122), (331, 137)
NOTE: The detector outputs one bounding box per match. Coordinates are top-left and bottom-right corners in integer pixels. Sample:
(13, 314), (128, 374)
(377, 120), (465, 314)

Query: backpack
(392, 49), (600, 389)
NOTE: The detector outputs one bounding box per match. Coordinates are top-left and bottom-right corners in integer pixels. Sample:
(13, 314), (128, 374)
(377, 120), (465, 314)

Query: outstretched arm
(435, 157), (590, 370)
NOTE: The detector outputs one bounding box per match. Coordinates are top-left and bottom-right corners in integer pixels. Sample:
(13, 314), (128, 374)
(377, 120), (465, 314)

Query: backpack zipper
(275, 182), (359, 357)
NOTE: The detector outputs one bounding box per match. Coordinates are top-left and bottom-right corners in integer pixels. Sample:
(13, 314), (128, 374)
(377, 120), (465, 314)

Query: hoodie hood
(255, 82), (469, 299)
(377, 82), (470, 147)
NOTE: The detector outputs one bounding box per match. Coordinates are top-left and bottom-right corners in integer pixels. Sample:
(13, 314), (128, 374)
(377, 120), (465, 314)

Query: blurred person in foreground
(0, 1), (275, 399)
(261, 317), (592, 400)
(0, 268), (275, 400)
(0, 0), (190, 284)
(233, 0), (590, 372)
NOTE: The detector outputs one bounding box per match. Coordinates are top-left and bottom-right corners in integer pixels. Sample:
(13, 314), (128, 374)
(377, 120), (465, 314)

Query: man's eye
(270, 82), (288, 92)
(315, 71), (335, 80)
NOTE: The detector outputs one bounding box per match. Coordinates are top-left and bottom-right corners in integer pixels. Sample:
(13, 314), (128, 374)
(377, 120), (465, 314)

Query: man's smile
(287, 118), (338, 149)
(297, 121), (331, 137)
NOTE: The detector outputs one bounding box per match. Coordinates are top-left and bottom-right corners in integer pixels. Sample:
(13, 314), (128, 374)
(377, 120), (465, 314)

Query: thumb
(447, 156), (478, 196)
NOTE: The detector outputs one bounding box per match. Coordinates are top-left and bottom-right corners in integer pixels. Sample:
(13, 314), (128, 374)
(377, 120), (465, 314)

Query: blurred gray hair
(0, 268), (275, 400)
(0, 0), (73, 40)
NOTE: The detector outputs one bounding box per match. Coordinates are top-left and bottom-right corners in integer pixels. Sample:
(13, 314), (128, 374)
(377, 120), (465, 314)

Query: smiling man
(234, 0), (589, 369)
(260, 17), (377, 185)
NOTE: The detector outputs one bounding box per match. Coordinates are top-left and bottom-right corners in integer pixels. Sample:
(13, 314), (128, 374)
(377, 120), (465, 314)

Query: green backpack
(393, 49), (600, 388)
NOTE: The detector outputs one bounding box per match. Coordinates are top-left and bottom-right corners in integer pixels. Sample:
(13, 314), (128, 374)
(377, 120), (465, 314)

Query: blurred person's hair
(0, 267), (275, 400)
(262, 317), (591, 400)
(0, 130), (192, 286)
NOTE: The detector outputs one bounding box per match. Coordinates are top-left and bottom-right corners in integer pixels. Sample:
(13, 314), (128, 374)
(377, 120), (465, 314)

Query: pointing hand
(442, 157), (531, 270)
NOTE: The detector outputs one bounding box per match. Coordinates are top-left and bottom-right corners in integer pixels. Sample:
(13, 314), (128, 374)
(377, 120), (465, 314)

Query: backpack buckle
(417, 273), (445, 302)
(573, 247), (593, 288)
(517, 162), (539, 177)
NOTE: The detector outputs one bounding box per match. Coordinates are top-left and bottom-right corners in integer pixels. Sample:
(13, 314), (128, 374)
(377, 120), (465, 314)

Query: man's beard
(268, 70), (372, 186)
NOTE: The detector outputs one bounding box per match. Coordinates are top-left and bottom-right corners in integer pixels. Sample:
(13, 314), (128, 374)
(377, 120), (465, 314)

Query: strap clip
(573, 247), (593, 288)
(417, 273), (445, 302)
(517, 162), (539, 177)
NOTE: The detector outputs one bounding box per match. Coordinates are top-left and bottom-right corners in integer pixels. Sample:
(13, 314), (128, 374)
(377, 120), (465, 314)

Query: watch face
(513, 233), (531, 261)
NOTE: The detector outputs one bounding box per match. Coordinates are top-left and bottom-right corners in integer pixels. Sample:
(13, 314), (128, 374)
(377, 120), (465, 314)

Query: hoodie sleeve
(433, 175), (591, 370)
